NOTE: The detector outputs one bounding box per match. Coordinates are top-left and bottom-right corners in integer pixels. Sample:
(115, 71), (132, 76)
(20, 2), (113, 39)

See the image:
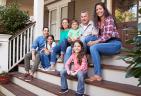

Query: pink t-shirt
(65, 53), (88, 73)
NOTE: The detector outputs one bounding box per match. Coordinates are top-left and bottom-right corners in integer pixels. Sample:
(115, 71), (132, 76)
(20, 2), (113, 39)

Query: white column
(33, 0), (44, 39)
(0, 34), (11, 72)
(0, 0), (6, 6)
(138, 1), (141, 23)
(106, 0), (112, 14)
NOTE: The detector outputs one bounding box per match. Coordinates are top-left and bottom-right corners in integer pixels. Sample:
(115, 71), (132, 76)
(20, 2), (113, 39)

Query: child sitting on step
(39, 35), (56, 71)
(59, 40), (88, 96)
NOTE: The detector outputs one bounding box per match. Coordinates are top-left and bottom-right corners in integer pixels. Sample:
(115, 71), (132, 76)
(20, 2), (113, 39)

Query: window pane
(114, 0), (137, 23)
(51, 9), (57, 24)
(50, 24), (56, 35)
(61, 6), (68, 19)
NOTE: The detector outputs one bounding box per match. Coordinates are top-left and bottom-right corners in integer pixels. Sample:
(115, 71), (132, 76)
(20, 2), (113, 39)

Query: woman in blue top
(50, 18), (70, 71)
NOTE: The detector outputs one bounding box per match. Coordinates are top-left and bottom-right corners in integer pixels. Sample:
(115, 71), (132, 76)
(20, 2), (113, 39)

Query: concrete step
(0, 82), (37, 96)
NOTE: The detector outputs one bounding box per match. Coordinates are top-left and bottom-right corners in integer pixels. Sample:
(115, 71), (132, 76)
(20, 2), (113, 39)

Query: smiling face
(73, 42), (82, 54)
(96, 5), (104, 18)
(80, 12), (89, 25)
(62, 19), (69, 29)
(71, 22), (79, 30)
(43, 27), (49, 37)
(47, 36), (53, 45)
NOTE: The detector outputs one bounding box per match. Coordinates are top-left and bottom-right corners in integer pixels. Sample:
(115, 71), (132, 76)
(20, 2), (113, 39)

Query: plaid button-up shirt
(98, 16), (120, 42)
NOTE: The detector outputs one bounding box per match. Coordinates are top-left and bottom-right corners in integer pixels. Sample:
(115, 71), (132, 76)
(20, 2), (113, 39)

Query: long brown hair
(72, 40), (86, 65)
(93, 2), (117, 29)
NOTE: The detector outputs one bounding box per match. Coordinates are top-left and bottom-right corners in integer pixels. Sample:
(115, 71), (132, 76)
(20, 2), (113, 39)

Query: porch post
(0, 34), (11, 72)
(139, 1), (141, 23)
(0, 0), (6, 6)
(106, 0), (112, 14)
(33, 0), (44, 39)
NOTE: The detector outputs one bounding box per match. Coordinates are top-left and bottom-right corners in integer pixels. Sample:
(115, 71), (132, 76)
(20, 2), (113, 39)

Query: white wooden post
(33, 0), (44, 39)
(0, 0), (6, 6)
(0, 34), (11, 73)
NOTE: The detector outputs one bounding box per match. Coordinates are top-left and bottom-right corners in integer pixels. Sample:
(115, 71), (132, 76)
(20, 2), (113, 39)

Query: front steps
(18, 65), (141, 96)
(1, 54), (141, 96)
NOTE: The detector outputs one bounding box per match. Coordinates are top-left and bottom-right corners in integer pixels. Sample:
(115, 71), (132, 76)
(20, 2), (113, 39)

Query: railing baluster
(12, 39), (15, 65)
(27, 29), (30, 52)
(23, 31), (26, 56)
(16, 36), (19, 61)
(20, 34), (23, 60)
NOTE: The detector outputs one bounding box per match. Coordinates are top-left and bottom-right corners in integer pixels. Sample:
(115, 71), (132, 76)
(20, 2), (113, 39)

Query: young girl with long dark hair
(59, 40), (88, 96)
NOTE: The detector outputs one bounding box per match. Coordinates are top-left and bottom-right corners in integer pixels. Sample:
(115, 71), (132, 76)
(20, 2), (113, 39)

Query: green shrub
(0, 2), (29, 34)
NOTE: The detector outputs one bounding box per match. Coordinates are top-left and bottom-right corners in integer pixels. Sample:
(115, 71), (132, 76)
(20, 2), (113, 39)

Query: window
(50, 9), (57, 36)
(47, 0), (70, 40)
(61, 6), (68, 20)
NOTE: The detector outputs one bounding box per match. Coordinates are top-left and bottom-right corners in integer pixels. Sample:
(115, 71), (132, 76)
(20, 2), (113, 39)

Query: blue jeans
(80, 35), (98, 52)
(50, 44), (61, 65)
(40, 52), (51, 68)
(63, 46), (72, 64)
(61, 38), (71, 54)
(50, 39), (70, 65)
(60, 69), (87, 94)
(89, 40), (122, 76)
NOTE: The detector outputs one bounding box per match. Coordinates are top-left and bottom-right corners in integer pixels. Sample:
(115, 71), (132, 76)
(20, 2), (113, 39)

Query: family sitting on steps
(21, 2), (121, 96)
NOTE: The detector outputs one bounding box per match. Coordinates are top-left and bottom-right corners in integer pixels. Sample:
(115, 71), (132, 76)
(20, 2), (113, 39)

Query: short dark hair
(43, 27), (48, 30)
(71, 19), (79, 26)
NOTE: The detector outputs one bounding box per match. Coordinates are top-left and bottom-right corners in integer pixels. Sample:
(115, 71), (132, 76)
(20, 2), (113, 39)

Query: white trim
(0, 0), (6, 6)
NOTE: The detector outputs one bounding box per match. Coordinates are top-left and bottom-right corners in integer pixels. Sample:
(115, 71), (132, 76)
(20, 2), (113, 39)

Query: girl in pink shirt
(59, 40), (88, 96)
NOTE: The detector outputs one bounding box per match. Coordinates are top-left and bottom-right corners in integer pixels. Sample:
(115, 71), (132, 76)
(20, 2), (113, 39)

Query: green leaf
(126, 68), (141, 78)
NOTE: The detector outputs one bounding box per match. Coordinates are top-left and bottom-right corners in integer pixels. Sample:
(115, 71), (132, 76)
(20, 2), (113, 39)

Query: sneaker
(57, 57), (63, 63)
(50, 65), (56, 71)
(24, 75), (33, 82)
(44, 67), (51, 71)
(19, 73), (30, 79)
(59, 89), (69, 94)
(75, 92), (84, 96)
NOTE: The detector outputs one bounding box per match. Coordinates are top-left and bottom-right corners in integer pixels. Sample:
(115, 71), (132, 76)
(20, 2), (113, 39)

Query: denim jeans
(50, 39), (70, 65)
(61, 38), (71, 54)
(80, 35), (98, 52)
(63, 46), (72, 64)
(40, 52), (51, 68)
(50, 44), (61, 65)
(89, 40), (122, 76)
(60, 69), (87, 94)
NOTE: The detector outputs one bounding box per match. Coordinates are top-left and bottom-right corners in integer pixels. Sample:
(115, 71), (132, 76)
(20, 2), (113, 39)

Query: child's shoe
(59, 88), (69, 94)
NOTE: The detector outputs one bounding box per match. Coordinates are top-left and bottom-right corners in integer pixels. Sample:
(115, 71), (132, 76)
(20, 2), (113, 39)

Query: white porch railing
(8, 22), (35, 71)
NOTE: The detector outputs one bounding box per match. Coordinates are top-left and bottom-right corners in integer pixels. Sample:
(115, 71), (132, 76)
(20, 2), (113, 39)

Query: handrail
(9, 22), (36, 40)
